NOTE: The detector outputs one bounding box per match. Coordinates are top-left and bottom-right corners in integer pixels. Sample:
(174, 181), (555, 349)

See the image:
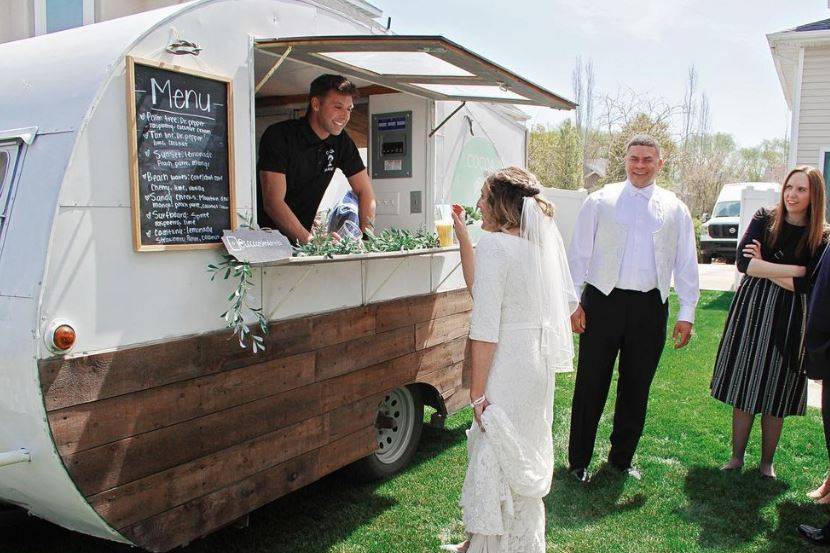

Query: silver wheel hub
(374, 387), (416, 464)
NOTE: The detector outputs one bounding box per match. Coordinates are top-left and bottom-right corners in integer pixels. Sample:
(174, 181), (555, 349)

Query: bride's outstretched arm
(453, 211), (475, 294)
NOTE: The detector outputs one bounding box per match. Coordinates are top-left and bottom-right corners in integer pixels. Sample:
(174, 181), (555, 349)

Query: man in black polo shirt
(257, 74), (376, 244)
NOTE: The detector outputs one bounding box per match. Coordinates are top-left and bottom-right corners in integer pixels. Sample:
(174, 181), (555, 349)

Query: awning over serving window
(255, 35), (575, 110)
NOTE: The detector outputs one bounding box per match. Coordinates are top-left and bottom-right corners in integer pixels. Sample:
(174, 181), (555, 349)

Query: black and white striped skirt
(711, 276), (808, 418)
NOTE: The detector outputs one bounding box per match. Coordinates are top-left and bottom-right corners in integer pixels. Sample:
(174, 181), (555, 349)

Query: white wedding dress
(460, 229), (571, 553)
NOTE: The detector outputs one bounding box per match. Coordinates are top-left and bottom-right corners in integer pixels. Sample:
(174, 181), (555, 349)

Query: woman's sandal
(440, 541), (470, 552)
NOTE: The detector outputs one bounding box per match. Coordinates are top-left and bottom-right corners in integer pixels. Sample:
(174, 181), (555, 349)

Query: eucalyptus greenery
(463, 205), (482, 225)
(208, 254), (268, 353)
(208, 213), (268, 353)
(293, 226), (439, 257)
(293, 226), (365, 258)
(363, 227), (439, 252)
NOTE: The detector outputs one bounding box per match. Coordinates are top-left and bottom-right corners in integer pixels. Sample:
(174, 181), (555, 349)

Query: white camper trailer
(0, 1), (574, 550)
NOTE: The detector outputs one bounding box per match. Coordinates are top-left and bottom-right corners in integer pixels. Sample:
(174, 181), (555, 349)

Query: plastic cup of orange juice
(435, 204), (453, 247)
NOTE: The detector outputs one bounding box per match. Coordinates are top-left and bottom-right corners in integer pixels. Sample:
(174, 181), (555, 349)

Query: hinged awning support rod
(428, 101), (466, 137)
(255, 46), (293, 94)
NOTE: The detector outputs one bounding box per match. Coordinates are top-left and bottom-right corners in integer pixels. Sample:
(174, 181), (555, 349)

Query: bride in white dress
(444, 167), (576, 553)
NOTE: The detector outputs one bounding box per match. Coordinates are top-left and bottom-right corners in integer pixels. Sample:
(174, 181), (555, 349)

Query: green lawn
(3, 290), (829, 552)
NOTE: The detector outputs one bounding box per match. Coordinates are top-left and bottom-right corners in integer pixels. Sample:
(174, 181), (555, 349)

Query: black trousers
(568, 285), (669, 470)
(822, 383), (830, 533)
(823, 382), (830, 473)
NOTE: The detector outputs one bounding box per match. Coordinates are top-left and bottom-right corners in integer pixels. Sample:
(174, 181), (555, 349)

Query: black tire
(349, 385), (424, 481)
(698, 252), (712, 264)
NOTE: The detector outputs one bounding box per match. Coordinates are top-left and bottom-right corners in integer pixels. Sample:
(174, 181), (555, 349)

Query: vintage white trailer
(0, 1), (573, 550)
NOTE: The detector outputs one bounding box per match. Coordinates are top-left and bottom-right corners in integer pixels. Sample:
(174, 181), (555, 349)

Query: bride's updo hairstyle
(484, 166), (554, 230)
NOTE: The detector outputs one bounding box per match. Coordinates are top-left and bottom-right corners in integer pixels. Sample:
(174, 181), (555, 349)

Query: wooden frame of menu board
(126, 56), (237, 252)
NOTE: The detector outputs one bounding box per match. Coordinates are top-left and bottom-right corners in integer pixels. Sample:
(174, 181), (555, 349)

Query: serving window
(250, 35), (574, 258)
(252, 50), (392, 225)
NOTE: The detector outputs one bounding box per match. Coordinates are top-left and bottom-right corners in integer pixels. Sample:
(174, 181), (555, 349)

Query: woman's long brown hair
(769, 165), (828, 256)
(484, 167), (553, 230)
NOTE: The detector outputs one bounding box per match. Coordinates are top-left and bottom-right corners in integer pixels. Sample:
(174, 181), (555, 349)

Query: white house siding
(0, 0), (187, 44)
(797, 46), (830, 167)
(0, 0), (33, 44)
(95, 0), (190, 22)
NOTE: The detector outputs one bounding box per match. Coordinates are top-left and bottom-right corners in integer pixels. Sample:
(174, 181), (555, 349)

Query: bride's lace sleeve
(469, 234), (508, 343)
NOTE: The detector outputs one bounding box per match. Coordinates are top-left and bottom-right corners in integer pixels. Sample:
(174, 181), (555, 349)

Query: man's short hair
(625, 134), (661, 158)
(308, 74), (359, 105)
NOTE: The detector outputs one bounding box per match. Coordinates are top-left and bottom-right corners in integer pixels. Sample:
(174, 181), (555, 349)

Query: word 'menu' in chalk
(151, 77), (212, 113)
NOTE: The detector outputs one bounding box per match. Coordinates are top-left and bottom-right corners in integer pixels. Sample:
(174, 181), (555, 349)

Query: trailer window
(0, 143), (20, 243)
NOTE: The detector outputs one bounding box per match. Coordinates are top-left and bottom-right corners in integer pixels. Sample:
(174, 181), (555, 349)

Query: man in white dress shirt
(566, 134), (699, 482)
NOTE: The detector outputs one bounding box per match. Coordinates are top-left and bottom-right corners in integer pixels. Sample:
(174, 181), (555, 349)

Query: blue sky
(372, 0), (830, 147)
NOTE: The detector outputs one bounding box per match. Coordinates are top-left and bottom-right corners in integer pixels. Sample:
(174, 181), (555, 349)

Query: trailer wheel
(351, 385), (424, 480)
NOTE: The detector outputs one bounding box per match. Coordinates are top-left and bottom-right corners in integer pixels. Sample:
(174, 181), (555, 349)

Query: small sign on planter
(221, 229), (294, 264)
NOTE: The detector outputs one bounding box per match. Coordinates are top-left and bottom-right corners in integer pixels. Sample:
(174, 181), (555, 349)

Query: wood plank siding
(797, 47), (830, 166)
(38, 289), (472, 552)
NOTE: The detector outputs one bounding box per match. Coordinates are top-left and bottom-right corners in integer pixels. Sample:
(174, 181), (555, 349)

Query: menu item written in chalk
(126, 56), (236, 251)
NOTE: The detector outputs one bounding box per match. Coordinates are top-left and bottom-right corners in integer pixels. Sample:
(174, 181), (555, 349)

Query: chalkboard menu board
(126, 57), (236, 251)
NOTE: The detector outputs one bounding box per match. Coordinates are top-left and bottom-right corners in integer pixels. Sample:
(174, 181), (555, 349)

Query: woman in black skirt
(711, 165), (829, 478)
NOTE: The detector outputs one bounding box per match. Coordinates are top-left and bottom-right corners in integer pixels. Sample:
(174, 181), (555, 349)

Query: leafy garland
(292, 227), (366, 258)
(208, 255), (268, 353)
(207, 214), (267, 353)
(293, 226), (439, 258)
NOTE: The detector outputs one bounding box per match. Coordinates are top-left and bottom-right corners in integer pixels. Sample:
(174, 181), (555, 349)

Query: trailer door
(0, 135), (27, 257)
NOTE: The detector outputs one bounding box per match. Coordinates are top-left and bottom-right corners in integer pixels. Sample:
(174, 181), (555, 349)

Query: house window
(0, 142), (20, 246)
(34, 0), (94, 35)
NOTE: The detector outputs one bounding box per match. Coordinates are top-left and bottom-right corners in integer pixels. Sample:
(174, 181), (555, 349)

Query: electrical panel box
(371, 111), (412, 179)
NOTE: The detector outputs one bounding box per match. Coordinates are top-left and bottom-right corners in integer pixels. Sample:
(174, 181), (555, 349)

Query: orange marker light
(53, 325), (76, 351)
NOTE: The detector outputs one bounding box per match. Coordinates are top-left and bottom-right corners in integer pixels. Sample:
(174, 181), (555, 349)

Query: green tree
(737, 147), (764, 181)
(528, 124), (557, 187)
(552, 120), (583, 189)
(528, 121), (583, 190)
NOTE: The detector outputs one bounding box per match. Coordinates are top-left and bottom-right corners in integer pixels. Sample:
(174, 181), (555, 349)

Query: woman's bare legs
(722, 407), (754, 470)
(759, 414), (784, 478)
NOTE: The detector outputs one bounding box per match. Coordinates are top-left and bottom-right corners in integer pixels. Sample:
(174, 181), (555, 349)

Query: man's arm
(674, 204), (700, 324)
(346, 169), (376, 232)
(671, 204), (700, 349)
(567, 195), (598, 333)
(259, 170), (313, 245)
(567, 195), (598, 298)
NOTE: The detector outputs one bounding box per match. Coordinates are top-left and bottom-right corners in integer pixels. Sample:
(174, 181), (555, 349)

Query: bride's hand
(452, 212), (471, 246)
(474, 399), (489, 431)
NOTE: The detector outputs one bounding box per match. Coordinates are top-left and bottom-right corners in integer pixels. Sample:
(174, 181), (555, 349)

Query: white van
(699, 182), (780, 263)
